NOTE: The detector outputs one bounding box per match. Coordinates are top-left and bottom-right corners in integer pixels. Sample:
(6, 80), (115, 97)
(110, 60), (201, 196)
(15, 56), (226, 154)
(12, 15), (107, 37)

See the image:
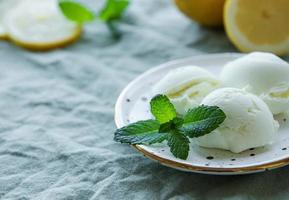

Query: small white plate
(115, 53), (289, 175)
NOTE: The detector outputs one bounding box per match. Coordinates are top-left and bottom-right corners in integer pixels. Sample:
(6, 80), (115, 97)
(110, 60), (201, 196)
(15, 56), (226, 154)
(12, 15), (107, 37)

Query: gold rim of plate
(132, 145), (289, 173)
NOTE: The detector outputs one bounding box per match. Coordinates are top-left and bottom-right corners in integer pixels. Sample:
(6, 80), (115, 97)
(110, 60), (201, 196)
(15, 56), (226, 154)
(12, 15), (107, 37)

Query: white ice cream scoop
(153, 66), (221, 114)
(195, 88), (279, 153)
(221, 52), (289, 114)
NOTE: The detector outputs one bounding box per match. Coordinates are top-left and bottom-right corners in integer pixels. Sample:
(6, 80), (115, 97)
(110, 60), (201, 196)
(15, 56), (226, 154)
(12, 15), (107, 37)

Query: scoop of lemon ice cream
(221, 52), (289, 114)
(153, 66), (221, 114)
(195, 88), (279, 153)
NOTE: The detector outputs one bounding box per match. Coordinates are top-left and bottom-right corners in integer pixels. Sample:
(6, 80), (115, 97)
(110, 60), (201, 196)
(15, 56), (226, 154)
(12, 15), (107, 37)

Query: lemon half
(224, 0), (289, 55)
(6, 0), (81, 51)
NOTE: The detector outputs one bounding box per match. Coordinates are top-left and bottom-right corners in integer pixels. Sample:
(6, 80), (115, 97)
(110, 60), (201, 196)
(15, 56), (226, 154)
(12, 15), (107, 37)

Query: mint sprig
(58, 0), (129, 23)
(114, 95), (226, 160)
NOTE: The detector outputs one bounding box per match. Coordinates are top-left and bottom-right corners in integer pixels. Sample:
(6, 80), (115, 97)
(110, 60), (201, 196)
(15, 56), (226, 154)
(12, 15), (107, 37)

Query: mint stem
(106, 22), (121, 39)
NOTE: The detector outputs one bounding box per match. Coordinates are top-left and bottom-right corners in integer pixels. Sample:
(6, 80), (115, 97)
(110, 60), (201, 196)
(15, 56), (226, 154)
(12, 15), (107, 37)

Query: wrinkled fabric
(0, 0), (289, 200)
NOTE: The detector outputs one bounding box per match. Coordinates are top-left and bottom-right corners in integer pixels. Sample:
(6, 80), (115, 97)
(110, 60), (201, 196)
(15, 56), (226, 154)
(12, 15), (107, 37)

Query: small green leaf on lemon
(59, 0), (95, 23)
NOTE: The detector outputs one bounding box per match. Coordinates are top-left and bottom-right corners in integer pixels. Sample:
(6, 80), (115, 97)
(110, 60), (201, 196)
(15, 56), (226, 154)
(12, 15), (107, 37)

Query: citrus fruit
(174, 0), (226, 27)
(224, 0), (289, 55)
(6, 0), (82, 51)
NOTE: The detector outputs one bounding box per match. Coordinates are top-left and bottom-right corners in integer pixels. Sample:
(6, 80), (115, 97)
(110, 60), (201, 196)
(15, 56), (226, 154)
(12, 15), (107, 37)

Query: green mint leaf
(159, 121), (173, 133)
(159, 117), (183, 133)
(114, 120), (168, 144)
(99, 0), (129, 22)
(59, 0), (95, 24)
(172, 117), (184, 128)
(167, 130), (189, 160)
(150, 95), (177, 124)
(181, 105), (226, 138)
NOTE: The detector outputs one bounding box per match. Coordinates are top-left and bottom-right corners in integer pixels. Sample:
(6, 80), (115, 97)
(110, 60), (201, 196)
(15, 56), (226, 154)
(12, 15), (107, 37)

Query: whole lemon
(175, 0), (225, 27)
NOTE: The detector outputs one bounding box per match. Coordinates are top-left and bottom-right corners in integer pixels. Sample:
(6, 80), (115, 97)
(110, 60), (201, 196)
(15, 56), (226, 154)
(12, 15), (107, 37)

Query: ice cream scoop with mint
(153, 66), (221, 114)
(221, 52), (289, 114)
(195, 88), (279, 153)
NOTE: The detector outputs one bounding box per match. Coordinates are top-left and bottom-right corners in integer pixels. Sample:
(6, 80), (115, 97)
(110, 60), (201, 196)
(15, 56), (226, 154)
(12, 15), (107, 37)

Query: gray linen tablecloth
(0, 0), (289, 199)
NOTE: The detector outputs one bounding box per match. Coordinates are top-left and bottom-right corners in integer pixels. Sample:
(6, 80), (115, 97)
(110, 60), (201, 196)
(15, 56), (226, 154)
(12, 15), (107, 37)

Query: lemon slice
(224, 0), (289, 55)
(0, 0), (21, 39)
(6, 0), (81, 50)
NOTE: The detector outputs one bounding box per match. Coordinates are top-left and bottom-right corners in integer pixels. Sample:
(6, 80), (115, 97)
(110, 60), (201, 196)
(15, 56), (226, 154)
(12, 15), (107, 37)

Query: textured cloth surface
(0, 1), (289, 200)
